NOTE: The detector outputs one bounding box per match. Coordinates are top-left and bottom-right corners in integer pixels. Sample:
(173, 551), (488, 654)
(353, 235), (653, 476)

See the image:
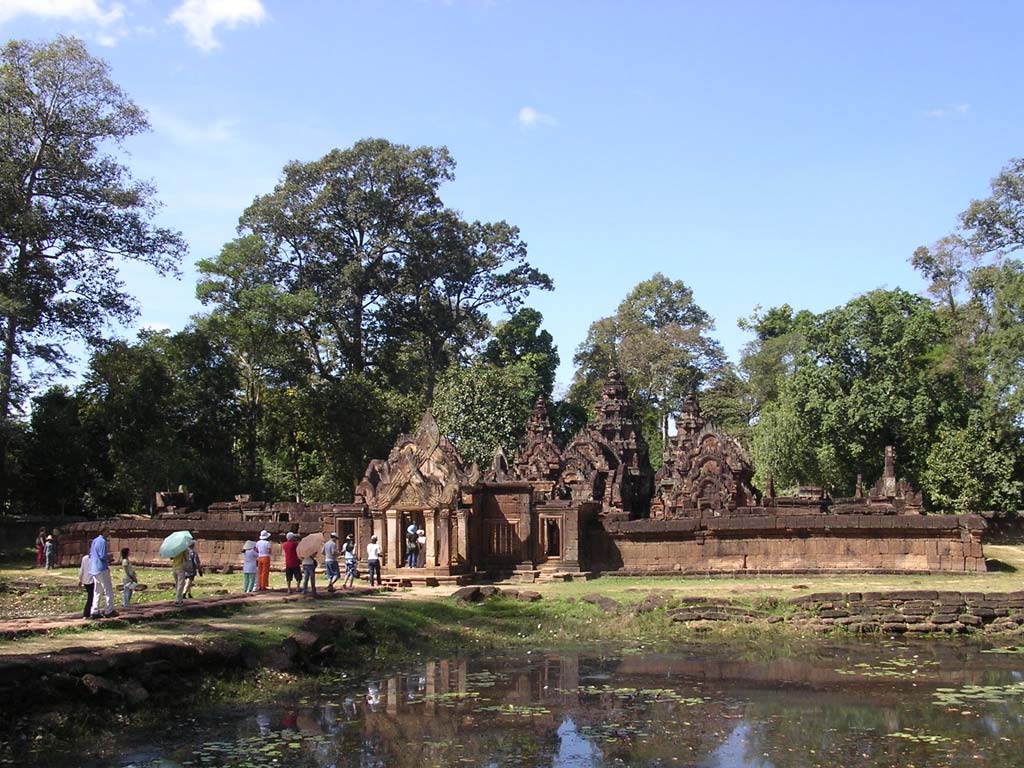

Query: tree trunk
(0, 316), (18, 515)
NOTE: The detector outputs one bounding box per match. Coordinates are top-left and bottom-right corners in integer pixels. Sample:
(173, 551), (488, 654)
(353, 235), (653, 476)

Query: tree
(432, 361), (540, 468)
(239, 139), (454, 381)
(570, 274), (724, 449)
(483, 308), (559, 401)
(196, 235), (308, 494)
(749, 289), (960, 494)
(960, 157), (1024, 257)
(21, 386), (87, 516)
(0, 37), (186, 505)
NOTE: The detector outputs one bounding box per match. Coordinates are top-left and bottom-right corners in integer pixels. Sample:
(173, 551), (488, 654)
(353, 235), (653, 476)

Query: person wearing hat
(341, 533), (358, 589)
(44, 534), (57, 570)
(255, 530), (273, 591)
(366, 534), (382, 586)
(323, 532), (340, 592)
(282, 531), (300, 594)
(241, 540), (258, 592)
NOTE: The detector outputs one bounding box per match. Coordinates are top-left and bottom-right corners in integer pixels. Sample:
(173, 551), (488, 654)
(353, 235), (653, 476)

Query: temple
(57, 372), (985, 578)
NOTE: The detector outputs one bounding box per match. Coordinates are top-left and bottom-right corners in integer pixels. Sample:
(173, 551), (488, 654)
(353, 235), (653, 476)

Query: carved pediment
(357, 411), (469, 512)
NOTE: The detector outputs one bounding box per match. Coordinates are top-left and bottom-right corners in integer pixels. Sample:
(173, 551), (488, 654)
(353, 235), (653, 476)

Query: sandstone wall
(591, 513), (986, 574)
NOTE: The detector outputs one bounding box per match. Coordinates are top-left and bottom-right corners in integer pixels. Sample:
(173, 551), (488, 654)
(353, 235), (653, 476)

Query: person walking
(88, 526), (117, 618)
(171, 547), (188, 607)
(35, 527), (46, 567)
(78, 553), (94, 619)
(120, 547), (138, 608)
(241, 541), (258, 593)
(183, 541), (203, 598)
(255, 530), (272, 590)
(301, 554), (317, 596)
(44, 535), (57, 570)
(366, 534), (382, 587)
(282, 532), (300, 594)
(323, 532), (340, 592)
(342, 533), (358, 589)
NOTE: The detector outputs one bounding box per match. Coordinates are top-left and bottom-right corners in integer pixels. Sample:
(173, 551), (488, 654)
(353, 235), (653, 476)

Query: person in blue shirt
(89, 526), (117, 618)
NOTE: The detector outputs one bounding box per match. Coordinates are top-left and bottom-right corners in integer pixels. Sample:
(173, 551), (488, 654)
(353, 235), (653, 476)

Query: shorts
(325, 560), (340, 579)
(344, 559), (358, 577)
(285, 566), (301, 582)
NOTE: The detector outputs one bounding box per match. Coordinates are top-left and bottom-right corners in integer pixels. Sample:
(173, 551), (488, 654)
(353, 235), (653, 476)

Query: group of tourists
(405, 525), (427, 568)
(243, 529), (383, 596)
(66, 526), (390, 620)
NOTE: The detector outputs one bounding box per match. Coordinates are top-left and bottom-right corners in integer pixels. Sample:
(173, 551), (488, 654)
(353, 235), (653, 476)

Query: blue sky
(2, 0), (1022, 392)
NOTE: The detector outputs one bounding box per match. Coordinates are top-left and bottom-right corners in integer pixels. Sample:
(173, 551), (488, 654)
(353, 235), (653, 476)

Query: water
(39, 641), (1024, 766)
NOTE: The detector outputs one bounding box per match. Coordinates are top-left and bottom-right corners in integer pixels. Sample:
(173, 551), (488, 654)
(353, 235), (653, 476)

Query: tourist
(78, 552), (94, 619)
(88, 526), (117, 618)
(282, 532), (300, 594)
(120, 547), (138, 607)
(324, 532), (340, 592)
(366, 534), (382, 586)
(255, 530), (272, 590)
(183, 540), (203, 598)
(301, 553), (317, 596)
(342, 533), (358, 589)
(44, 534), (56, 570)
(35, 527), (46, 567)
(241, 540), (257, 592)
(416, 529), (427, 567)
(171, 546), (188, 606)
(405, 524), (418, 568)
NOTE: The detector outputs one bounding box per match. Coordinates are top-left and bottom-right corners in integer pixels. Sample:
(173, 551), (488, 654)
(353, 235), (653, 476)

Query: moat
(25, 640), (1024, 768)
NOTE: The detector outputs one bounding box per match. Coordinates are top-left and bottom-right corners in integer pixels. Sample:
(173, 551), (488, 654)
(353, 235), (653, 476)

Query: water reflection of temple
(250, 648), (1024, 768)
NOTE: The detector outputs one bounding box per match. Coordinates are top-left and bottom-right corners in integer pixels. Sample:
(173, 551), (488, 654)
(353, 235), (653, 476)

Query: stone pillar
(439, 509), (451, 569)
(387, 676), (398, 715)
(385, 510), (399, 570)
(425, 508), (436, 568)
(456, 508), (469, 569)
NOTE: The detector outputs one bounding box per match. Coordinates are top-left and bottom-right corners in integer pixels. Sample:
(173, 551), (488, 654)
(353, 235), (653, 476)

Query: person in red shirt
(282, 532), (301, 594)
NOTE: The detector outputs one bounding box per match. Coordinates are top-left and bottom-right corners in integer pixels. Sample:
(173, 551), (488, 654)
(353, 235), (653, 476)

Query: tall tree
(482, 307), (560, 401)
(0, 37), (186, 506)
(571, 273), (724, 449)
(239, 139), (454, 381)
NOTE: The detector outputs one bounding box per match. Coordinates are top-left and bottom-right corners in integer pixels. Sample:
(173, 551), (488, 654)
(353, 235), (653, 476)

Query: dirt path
(0, 583), (450, 653)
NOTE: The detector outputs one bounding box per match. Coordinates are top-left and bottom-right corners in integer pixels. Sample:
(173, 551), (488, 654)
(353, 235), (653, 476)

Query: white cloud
(139, 322), (172, 333)
(517, 106), (556, 128)
(147, 105), (235, 146)
(168, 0), (266, 51)
(0, 0), (123, 25)
(926, 103), (970, 119)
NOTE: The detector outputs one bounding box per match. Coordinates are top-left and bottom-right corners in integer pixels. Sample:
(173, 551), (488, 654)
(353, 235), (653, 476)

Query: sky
(2, 0), (1023, 392)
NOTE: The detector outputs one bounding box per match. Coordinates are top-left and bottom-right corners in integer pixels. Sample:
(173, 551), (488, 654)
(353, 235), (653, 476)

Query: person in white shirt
(366, 535), (382, 586)
(78, 554), (94, 618)
(241, 541), (258, 592)
(255, 530), (272, 590)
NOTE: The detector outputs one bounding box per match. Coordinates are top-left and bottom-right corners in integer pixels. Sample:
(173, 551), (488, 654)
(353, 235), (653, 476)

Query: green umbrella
(159, 530), (194, 558)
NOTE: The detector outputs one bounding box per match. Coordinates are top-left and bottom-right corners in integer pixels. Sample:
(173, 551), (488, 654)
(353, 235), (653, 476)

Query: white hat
(407, 524), (417, 534)
(259, 530), (270, 540)
(330, 532), (338, 538)
(243, 540), (256, 551)
(286, 532), (295, 540)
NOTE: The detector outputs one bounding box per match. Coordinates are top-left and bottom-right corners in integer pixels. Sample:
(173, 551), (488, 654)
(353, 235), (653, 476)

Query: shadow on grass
(985, 558), (1018, 573)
